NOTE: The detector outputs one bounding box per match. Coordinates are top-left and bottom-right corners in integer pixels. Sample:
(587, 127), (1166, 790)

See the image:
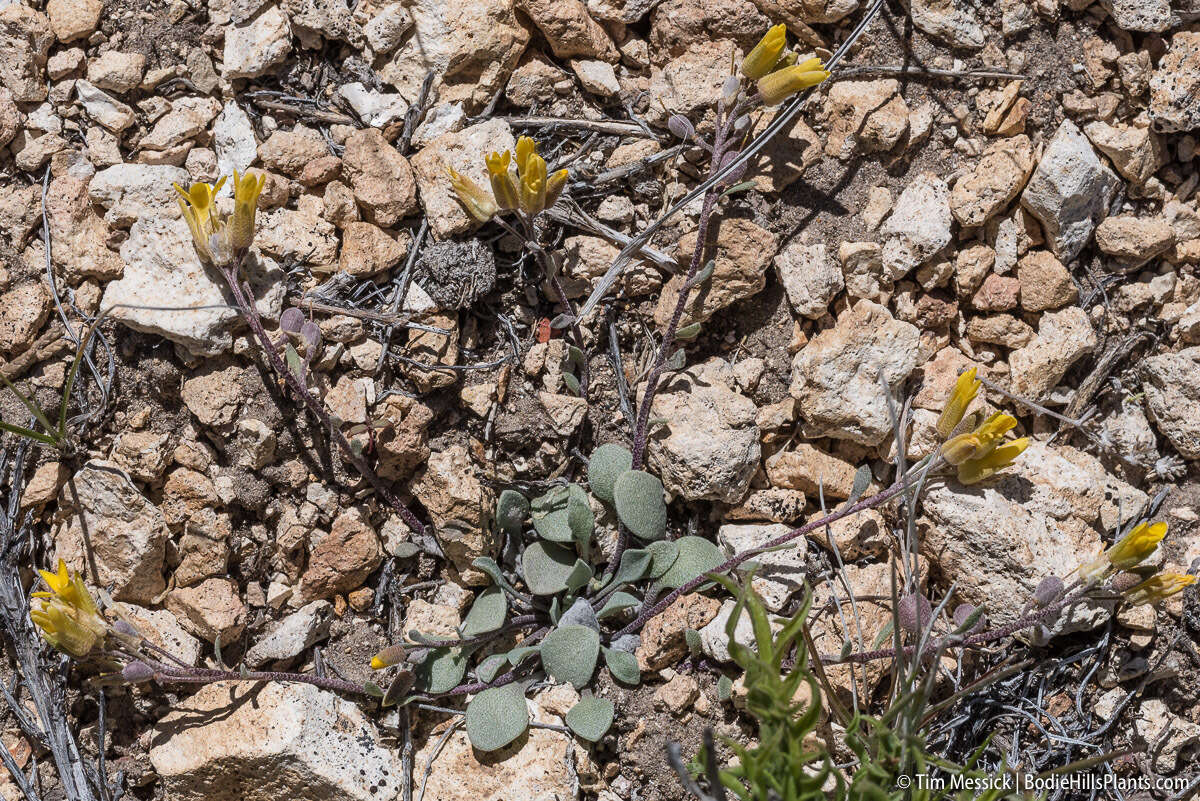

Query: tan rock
(410, 118), (516, 238)
(181, 360), (245, 427)
(949, 134), (1034, 228)
(516, 0), (616, 61)
(299, 507), (383, 601)
(725, 488), (807, 524)
(1017, 250), (1077, 311)
(46, 175), (124, 282)
(653, 673), (700, 715)
(965, 314), (1036, 348)
(112, 602), (203, 666)
(636, 592), (721, 671)
(166, 578), (247, 643)
(808, 507), (889, 560)
(111, 431), (171, 484)
(0, 282), (51, 354)
(86, 50), (146, 93)
(654, 216), (776, 327)
(402, 311), (459, 391)
(403, 599), (460, 637)
(21, 461), (67, 509)
(257, 126), (329, 177)
(339, 221), (409, 276)
(1095, 215), (1175, 267)
(765, 443), (863, 500)
(410, 445), (496, 582)
(45, 0), (98, 43)
(1083, 119), (1165, 187)
(1009, 306), (1097, 401)
(647, 39), (739, 127)
(971, 273), (1020, 312)
(375, 395), (433, 481)
(648, 0), (768, 60)
(341, 128), (419, 227)
(826, 79), (909, 159)
(789, 300), (920, 445)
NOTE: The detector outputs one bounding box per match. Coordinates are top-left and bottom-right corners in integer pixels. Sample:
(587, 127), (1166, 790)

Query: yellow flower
(175, 179), (226, 265)
(29, 560), (107, 658)
(230, 170), (265, 252)
(756, 57), (830, 105)
(936, 367), (981, 439)
(448, 167), (498, 223)
(941, 411), (1017, 465)
(1123, 572), (1196, 606)
(518, 151), (548, 215)
(486, 150), (518, 211)
(1105, 521), (1167, 571)
(742, 24), (787, 80)
(544, 168), (569, 210)
(515, 135), (535, 174)
(957, 437), (1029, 485)
(369, 644), (408, 670)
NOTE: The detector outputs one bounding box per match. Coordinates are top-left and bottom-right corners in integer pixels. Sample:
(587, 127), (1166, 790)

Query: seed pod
(370, 644), (409, 670)
(667, 114), (695, 141)
(897, 592), (933, 635)
(1034, 575), (1064, 607)
(951, 603), (984, 634)
(299, 321), (322, 352)
(1110, 571), (1143, 594)
(122, 661), (155, 683)
(280, 307), (305, 334)
(721, 75), (741, 106)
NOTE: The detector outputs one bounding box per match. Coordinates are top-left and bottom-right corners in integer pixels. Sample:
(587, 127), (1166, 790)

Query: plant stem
(221, 262), (428, 538)
(146, 659), (365, 695)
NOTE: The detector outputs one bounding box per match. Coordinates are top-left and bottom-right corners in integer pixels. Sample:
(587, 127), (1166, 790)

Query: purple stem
(147, 660), (365, 695)
(221, 262), (428, 538)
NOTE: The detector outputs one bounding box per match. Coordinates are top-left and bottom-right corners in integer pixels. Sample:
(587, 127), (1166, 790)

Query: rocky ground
(1, 0), (1199, 798)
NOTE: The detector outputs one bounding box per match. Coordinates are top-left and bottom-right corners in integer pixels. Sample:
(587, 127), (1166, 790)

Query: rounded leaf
(540, 625), (600, 689)
(657, 536), (723, 590)
(412, 648), (468, 694)
(521, 541), (577, 596)
(647, 540), (680, 579)
(466, 687), (529, 752)
(279, 307), (305, 333)
(613, 470), (667, 541)
(603, 647), (640, 685)
(567, 484), (595, 545)
(496, 490), (530, 535)
(461, 586), (507, 637)
(566, 696), (615, 742)
(588, 444), (632, 504)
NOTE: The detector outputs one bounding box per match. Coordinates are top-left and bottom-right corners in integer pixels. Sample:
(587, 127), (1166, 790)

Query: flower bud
(756, 58), (830, 105)
(667, 114), (695, 141)
(122, 661), (156, 683)
(370, 644), (409, 670)
(1033, 576), (1064, 607)
(951, 603), (984, 634)
(741, 24), (787, 80)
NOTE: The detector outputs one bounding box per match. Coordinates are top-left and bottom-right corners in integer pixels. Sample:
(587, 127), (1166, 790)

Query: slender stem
(147, 659), (365, 695)
(221, 261), (428, 538)
(411, 614), (540, 649)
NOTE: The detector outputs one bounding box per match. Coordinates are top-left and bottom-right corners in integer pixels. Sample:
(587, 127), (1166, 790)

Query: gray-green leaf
(657, 536), (724, 590)
(540, 625), (600, 689)
(613, 470), (667, 541)
(466, 687), (529, 752)
(496, 490), (529, 535)
(566, 696), (615, 742)
(647, 540), (680, 579)
(412, 648), (468, 694)
(461, 586), (507, 637)
(597, 591), (639, 620)
(588, 443), (632, 504)
(603, 647), (640, 685)
(521, 541), (578, 596)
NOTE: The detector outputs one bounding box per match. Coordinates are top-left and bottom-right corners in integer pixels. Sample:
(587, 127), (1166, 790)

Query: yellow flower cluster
(30, 560), (107, 658)
(174, 171), (266, 267)
(741, 24), (830, 105)
(1074, 520), (1195, 605)
(448, 136), (568, 223)
(1124, 572), (1196, 606)
(935, 369), (1028, 484)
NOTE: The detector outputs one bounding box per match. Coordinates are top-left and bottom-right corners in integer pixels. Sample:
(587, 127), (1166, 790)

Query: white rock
(100, 215), (284, 355)
(775, 239), (844, 319)
(910, 0), (985, 48)
(244, 601), (332, 668)
(413, 692), (576, 801)
(570, 58), (619, 96)
(412, 102), (467, 148)
(74, 79), (135, 132)
(223, 5), (292, 79)
(365, 2), (413, 54)
(88, 163), (189, 227)
(645, 358), (760, 504)
(717, 523), (805, 611)
(1150, 31), (1200, 133)
(1008, 306), (1097, 402)
(1101, 0), (1174, 31)
(881, 173), (952, 279)
(789, 300), (920, 446)
(52, 461), (168, 604)
(150, 681), (403, 801)
(212, 101), (258, 178)
(1020, 119), (1120, 262)
(111, 603), (203, 666)
(699, 598), (783, 662)
(410, 118), (516, 238)
(1139, 346), (1200, 458)
(336, 82), (409, 128)
(1130, 699), (1200, 773)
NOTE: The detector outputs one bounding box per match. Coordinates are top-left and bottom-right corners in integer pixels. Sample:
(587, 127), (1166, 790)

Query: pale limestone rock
(112, 603), (203, 666)
(150, 682), (402, 801)
(910, 0), (985, 48)
(165, 578), (247, 643)
(245, 601), (332, 667)
(881, 173), (952, 278)
(223, 5), (292, 79)
(718, 523), (805, 611)
(1020, 119), (1120, 262)
(789, 300), (920, 445)
(1139, 346), (1200, 458)
(410, 445), (496, 582)
(645, 358), (760, 503)
(949, 135), (1034, 228)
(775, 239), (844, 319)
(53, 461), (168, 604)
(1008, 306), (1097, 401)
(1149, 31), (1200, 132)
(411, 118), (517, 239)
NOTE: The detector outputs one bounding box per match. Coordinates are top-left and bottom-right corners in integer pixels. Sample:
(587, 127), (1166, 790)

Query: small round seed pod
(897, 592), (933, 635)
(122, 661), (156, 683)
(952, 603), (984, 634)
(1034, 576), (1065, 607)
(1110, 571), (1143, 594)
